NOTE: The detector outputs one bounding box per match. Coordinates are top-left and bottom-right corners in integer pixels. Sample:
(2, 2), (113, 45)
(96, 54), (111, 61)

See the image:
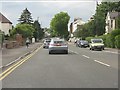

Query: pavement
(1, 42), (43, 68)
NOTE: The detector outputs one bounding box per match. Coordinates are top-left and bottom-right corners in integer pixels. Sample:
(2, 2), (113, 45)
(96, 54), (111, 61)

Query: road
(1, 43), (118, 88)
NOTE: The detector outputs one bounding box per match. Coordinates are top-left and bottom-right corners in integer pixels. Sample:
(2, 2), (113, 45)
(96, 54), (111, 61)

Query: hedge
(85, 37), (94, 42)
(105, 34), (112, 48)
(115, 35), (120, 49)
(110, 29), (120, 48)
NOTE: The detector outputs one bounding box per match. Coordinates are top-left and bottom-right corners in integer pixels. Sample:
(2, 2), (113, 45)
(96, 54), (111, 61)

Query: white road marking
(69, 49), (79, 54)
(104, 51), (119, 54)
(94, 60), (110, 67)
(82, 55), (90, 58)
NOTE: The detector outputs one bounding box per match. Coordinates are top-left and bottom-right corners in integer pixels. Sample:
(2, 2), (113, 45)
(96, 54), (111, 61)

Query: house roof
(109, 11), (120, 19)
(0, 13), (12, 24)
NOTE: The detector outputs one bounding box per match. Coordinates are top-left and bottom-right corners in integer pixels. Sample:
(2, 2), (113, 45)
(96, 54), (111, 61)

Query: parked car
(76, 40), (89, 48)
(43, 39), (51, 48)
(89, 39), (104, 51)
(49, 38), (68, 54)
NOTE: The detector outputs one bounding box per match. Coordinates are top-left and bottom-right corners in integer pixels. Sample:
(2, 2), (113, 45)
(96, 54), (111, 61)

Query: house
(105, 11), (120, 34)
(72, 18), (85, 33)
(0, 13), (12, 35)
(69, 18), (85, 37)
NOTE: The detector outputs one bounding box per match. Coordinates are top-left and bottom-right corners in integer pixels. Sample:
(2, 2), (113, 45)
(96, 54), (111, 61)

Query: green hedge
(85, 29), (120, 49)
(109, 29), (120, 48)
(85, 37), (94, 42)
(105, 34), (113, 48)
(115, 35), (120, 49)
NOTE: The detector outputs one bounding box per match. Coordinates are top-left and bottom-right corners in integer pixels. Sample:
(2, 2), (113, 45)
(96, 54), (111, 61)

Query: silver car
(49, 38), (68, 54)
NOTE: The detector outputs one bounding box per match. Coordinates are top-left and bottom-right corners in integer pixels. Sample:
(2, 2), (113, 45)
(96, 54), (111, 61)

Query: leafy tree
(18, 8), (33, 24)
(50, 12), (70, 38)
(75, 24), (89, 39)
(33, 20), (44, 41)
(79, 2), (119, 38)
(11, 24), (35, 38)
(94, 2), (120, 36)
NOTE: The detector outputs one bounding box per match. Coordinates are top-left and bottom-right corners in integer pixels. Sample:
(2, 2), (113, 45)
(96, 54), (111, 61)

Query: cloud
(1, 1), (97, 27)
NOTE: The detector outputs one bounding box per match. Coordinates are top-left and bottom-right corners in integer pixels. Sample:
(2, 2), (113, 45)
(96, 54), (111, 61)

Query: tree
(18, 8), (33, 24)
(50, 12), (70, 39)
(33, 20), (44, 41)
(79, 2), (119, 38)
(94, 2), (120, 36)
(11, 24), (35, 38)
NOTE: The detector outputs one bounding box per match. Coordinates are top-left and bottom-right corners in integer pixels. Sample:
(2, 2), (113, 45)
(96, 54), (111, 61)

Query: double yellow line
(0, 44), (43, 80)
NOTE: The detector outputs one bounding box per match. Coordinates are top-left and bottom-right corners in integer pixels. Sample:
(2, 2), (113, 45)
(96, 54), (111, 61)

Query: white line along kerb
(94, 60), (110, 67)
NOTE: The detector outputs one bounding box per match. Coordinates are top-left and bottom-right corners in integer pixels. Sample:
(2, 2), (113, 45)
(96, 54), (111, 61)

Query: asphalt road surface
(2, 44), (118, 88)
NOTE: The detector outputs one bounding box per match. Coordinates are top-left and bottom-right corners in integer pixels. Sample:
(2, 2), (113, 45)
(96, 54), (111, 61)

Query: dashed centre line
(82, 55), (90, 59)
(69, 49), (79, 54)
(94, 60), (110, 67)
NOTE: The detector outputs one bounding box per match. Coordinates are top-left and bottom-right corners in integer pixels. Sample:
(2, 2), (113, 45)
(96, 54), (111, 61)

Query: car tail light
(50, 44), (54, 46)
(50, 44), (61, 46)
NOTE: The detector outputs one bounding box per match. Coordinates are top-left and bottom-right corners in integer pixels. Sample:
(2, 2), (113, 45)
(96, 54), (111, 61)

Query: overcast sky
(0, 0), (102, 28)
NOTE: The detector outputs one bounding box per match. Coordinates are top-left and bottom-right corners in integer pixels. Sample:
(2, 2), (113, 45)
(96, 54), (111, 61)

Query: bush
(97, 35), (107, 46)
(85, 37), (94, 42)
(10, 24), (35, 39)
(109, 29), (120, 48)
(105, 34), (113, 48)
(115, 35), (120, 49)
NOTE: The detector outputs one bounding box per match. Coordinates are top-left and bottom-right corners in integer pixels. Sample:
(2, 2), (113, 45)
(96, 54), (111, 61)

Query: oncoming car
(76, 40), (89, 48)
(49, 38), (68, 54)
(89, 39), (104, 51)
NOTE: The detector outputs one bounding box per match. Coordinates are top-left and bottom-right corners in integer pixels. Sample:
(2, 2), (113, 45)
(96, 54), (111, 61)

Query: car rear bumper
(49, 46), (68, 51)
(43, 45), (49, 48)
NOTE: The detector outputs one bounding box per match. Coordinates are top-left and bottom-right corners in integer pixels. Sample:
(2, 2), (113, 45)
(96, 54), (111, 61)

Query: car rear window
(54, 41), (64, 44)
(46, 40), (51, 42)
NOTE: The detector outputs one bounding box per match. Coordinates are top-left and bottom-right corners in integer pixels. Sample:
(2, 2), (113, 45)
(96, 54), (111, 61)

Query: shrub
(115, 35), (120, 49)
(85, 37), (94, 42)
(110, 29), (120, 48)
(105, 34), (113, 48)
(97, 35), (107, 46)
(10, 24), (35, 39)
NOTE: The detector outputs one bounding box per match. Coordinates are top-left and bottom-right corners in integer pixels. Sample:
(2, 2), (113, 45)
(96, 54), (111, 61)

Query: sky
(0, 0), (102, 28)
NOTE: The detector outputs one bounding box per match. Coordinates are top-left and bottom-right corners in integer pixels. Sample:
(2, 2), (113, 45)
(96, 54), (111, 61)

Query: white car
(49, 38), (68, 54)
(43, 39), (51, 48)
(89, 39), (104, 51)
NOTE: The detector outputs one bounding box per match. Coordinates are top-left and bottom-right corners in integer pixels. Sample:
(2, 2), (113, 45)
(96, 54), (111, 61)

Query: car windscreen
(92, 40), (103, 43)
(80, 41), (88, 44)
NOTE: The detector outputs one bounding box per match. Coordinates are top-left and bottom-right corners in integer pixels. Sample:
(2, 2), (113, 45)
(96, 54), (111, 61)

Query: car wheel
(103, 48), (104, 50)
(66, 50), (68, 54)
(91, 47), (94, 51)
(90, 48), (91, 50)
(49, 51), (52, 54)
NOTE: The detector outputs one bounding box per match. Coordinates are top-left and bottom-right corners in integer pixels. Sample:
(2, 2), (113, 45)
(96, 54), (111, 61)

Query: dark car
(76, 40), (89, 48)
